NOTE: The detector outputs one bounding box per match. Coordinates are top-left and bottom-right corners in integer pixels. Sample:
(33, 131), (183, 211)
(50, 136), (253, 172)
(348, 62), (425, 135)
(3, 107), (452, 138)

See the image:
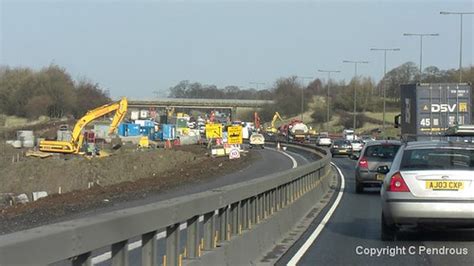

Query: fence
(0, 143), (335, 266)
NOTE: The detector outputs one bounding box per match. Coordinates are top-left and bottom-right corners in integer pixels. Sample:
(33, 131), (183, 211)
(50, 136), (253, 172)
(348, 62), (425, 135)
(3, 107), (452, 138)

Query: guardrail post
(203, 211), (215, 250)
(72, 252), (91, 266)
(289, 182), (293, 203)
(230, 202), (240, 236)
(218, 206), (229, 241)
(241, 199), (248, 231)
(296, 179), (300, 198)
(250, 196), (256, 227)
(276, 186), (281, 211)
(141, 231), (157, 266)
(266, 191), (271, 216)
(186, 216), (200, 259)
(166, 223), (180, 266)
(299, 178), (303, 196)
(111, 240), (128, 266)
(258, 194), (264, 222)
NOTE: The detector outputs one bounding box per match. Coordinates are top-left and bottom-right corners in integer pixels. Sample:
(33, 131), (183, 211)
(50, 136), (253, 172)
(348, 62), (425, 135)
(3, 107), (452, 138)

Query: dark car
(355, 140), (401, 193)
(330, 139), (352, 157)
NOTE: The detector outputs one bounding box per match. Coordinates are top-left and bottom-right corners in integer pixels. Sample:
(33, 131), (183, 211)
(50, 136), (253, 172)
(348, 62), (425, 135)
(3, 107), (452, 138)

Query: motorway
(278, 156), (474, 266)
(53, 145), (313, 266)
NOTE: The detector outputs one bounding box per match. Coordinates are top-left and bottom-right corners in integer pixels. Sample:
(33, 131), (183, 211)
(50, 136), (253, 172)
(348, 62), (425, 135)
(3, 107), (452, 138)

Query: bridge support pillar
(231, 107), (237, 121)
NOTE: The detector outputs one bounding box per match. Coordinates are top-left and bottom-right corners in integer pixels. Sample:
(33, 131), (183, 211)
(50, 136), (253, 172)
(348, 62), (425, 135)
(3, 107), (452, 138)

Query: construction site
(0, 98), (268, 231)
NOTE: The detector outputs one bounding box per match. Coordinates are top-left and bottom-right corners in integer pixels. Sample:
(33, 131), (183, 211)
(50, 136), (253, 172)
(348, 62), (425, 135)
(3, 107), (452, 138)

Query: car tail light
(388, 172), (410, 192)
(358, 157), (368, 169)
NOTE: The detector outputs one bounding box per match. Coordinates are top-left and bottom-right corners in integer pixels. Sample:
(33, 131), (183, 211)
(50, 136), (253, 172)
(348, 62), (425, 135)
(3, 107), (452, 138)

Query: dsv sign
(423, 103), (467, 113)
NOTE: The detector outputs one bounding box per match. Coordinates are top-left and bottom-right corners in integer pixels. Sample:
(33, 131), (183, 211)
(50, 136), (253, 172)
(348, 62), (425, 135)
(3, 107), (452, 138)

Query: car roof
(364, 140), (401, 146)
(404, 140), (474, 150)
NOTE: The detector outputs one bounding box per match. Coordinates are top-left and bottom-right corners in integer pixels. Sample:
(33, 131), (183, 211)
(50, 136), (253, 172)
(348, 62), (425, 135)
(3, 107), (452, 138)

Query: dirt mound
(0, 145), (257, 234)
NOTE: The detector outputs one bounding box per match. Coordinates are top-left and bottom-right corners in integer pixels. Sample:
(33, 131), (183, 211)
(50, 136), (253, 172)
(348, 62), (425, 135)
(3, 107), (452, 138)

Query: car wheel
(355, 181), (363, 193)
(381, 213), (397, 241)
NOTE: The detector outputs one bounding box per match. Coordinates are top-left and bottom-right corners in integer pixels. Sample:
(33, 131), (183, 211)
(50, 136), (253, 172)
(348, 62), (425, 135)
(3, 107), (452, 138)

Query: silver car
(380, 141), (474, 240)
(355, 140), (401, 193)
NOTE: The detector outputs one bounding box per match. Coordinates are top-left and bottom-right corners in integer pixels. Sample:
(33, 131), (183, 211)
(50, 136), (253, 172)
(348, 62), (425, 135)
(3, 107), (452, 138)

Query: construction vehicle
(254, 112), (261, 132)
(39, 97), (128, 154)
(249, 112), (265, 148)
(265, 112), (284, 134)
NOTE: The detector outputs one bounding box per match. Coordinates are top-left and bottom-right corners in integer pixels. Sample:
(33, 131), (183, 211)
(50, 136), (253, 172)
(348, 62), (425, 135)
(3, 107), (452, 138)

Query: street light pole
(342, 60), (368, 131)
(440, 11), (474, 82)
(370, 48), (400, 134)
(403, 33), (439, 73)
(297, 76), (313, 121)
(318, 70), (340, 131)
(249, 82), (266, 90)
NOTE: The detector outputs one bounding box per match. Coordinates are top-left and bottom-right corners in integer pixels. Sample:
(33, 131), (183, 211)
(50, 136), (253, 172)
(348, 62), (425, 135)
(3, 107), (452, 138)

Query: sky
(0, 0), (473, 99)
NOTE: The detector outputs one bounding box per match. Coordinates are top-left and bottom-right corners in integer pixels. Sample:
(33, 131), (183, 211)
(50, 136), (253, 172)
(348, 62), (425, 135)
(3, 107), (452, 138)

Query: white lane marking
(287, 162), (345, 266)
(286, 150), (309, 164)
(92, 147), (298, 265)
(266, 147), (298, 168)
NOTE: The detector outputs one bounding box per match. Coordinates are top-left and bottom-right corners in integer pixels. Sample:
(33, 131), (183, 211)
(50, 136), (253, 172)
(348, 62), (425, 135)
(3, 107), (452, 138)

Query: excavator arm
(40, 97), (128, 154)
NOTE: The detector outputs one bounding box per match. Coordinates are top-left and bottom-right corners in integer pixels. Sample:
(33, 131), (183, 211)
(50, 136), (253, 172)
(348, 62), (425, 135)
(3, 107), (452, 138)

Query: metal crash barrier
(0, 143), (335, 266)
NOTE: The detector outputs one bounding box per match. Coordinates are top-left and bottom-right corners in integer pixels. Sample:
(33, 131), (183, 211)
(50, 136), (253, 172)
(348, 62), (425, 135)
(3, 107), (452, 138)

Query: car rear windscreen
(364, 144), (400, 159)
(400, 148), (474, 170)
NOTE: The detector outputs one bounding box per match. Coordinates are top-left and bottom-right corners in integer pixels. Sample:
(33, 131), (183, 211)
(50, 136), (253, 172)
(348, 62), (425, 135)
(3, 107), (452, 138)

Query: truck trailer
(396, 83), (472, 141)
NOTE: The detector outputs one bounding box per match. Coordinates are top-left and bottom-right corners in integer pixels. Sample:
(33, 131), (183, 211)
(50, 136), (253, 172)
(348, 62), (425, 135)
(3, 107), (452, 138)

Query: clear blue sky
(1, 0), (472, 99)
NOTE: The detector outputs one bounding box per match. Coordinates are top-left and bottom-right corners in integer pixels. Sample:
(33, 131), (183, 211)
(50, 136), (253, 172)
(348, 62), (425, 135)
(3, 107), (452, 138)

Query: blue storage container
(154, 131), (163, 141)
(118, 123), (127, 136)
(144, 120), (154, 127)
(128, 124), (140, 136)
(140, 126), (155, 137)
(162, 124), (176, 140)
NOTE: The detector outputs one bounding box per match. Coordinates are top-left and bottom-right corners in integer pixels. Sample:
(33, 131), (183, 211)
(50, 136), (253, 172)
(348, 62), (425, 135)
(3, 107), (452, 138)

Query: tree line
(0, 65), (111, 119)
(168, 63), (473, 124)
(168, 80), (273, 100)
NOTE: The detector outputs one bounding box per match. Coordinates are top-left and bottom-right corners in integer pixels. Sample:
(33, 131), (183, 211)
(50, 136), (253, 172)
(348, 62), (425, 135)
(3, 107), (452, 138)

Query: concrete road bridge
(128, 98), (274, 119)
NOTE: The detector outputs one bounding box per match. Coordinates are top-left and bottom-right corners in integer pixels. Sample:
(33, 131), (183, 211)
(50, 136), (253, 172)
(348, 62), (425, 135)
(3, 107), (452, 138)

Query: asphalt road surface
(53, 145), (313, 266)
(278, 156), (474, 266)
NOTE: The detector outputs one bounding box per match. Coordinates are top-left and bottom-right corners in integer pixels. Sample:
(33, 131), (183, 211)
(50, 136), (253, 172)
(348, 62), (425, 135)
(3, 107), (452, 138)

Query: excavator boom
(40, 97), (128, 154)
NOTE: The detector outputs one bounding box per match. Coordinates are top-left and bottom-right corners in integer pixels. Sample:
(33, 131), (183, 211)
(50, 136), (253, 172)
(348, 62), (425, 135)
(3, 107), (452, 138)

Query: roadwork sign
(229, 147), (240, 160)
(206, 124), (223, 139)
(227, 126), (243, 144)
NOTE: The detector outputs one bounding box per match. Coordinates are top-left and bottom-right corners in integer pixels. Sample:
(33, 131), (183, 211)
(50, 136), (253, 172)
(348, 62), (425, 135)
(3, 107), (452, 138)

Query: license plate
(425, 181), (465, 191)
(376, 174), (385, 181)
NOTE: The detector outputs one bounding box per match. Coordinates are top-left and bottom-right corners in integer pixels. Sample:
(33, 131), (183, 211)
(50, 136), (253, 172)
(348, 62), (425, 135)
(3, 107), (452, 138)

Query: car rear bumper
(331, 149), (351, 155)
(383, 200), (474, 226)
(356, 170), (383, 185)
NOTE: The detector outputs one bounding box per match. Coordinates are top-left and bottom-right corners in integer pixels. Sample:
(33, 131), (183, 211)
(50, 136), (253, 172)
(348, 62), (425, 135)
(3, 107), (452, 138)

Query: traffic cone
(277, 142), (281, 150)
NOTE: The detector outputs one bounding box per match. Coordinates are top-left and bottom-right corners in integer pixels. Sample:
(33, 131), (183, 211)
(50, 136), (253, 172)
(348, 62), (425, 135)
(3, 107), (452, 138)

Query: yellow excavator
(265, 112), (284, 134)
(39, 97), (128, 154)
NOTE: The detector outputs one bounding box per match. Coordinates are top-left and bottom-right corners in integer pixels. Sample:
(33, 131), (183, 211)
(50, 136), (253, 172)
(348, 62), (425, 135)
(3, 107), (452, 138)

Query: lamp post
(249, 82), (265, 90)
(403, 33), (439, 73)
(318, 69), (340, 131)
(297, 76), (313, 121)
(342, 60), (368, 131)
(370, 48), (400, 133)
(440, 11), (474, 82)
